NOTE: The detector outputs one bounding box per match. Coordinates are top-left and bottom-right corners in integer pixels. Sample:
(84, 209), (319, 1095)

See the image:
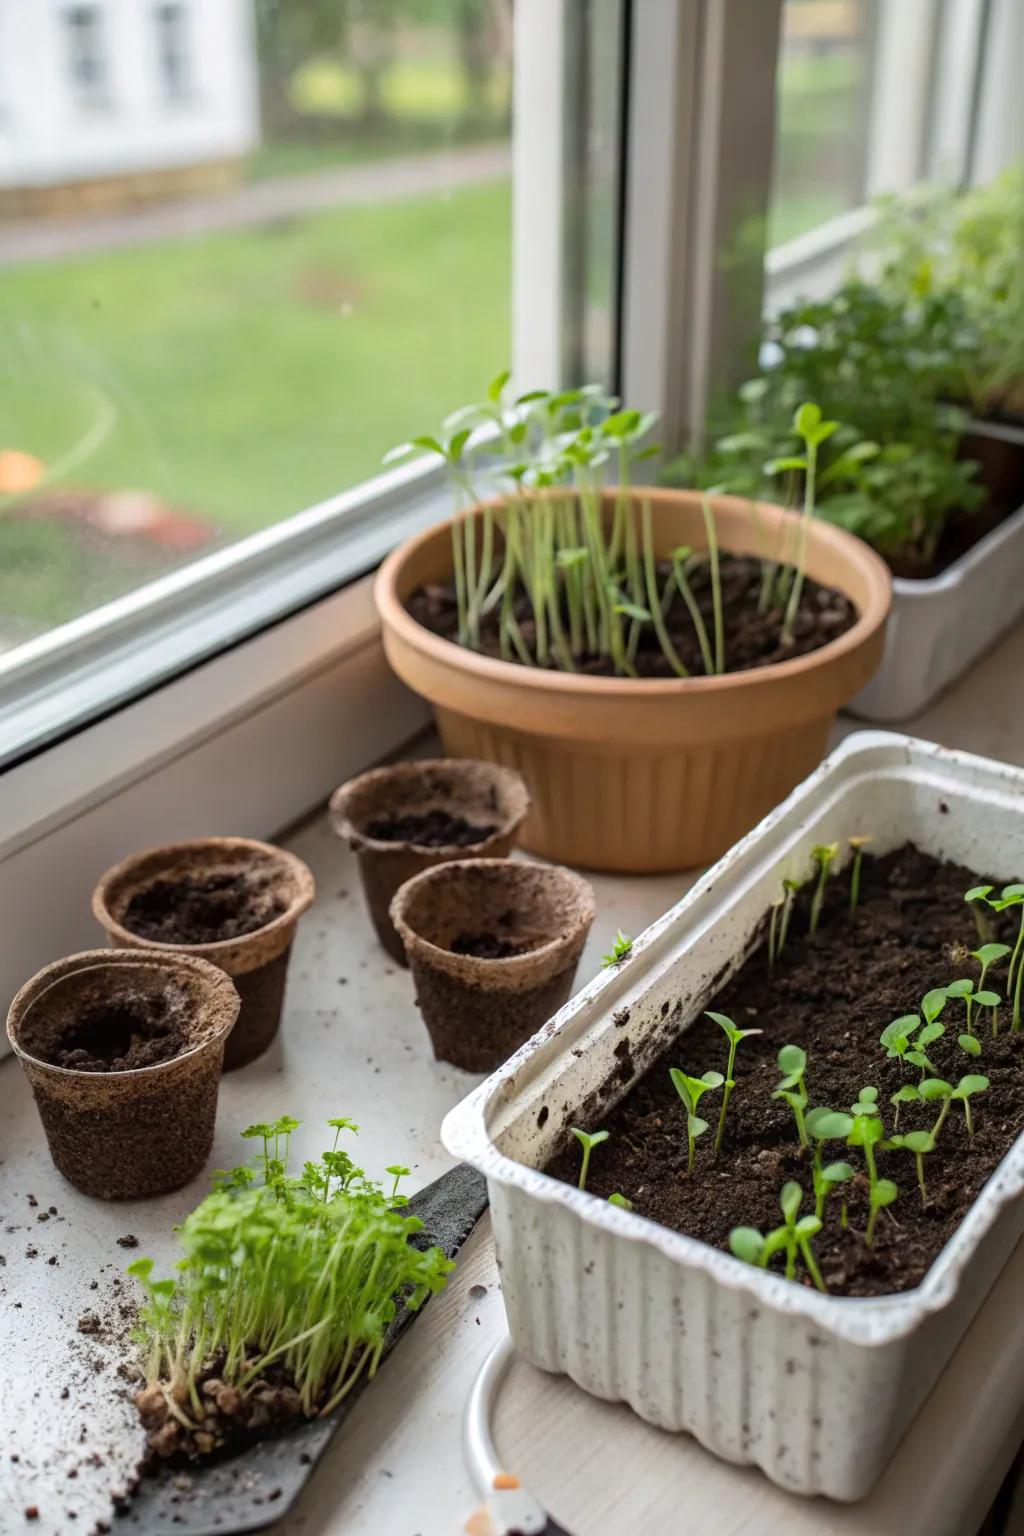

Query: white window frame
(63, 2), (113, 111)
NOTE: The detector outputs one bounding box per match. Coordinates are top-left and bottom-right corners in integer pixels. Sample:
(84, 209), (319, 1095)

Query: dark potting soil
(450, 930), (534, 959)
(44, 993), (188, 1073)
(545, 845), (1024, 1297)
(122, 868), (286, 946)
(135, 1360), (304, 1466)
(363, 807), (498, 848)
(407, 554), (856, 678)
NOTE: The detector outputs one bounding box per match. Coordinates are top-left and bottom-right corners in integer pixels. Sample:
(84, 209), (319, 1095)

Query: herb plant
(805, 1108), (855, 1221)
(571, 1127), (610, 1191)
(608, 1192), (633, 1210)
(944, 977), (1001, 1039)
(729, 1181), (827, 1291)
(773, 1044), (810, 1149)
(127, 1117), (452, 1423)
(768, 876), (801, 968)
(886, 1130), (936, 1206)
(847, 835), (872, 915)
(847, 1087), (897, 1246)
(706, 1011), (762, 1153)
(965, 884), (1024, 1030)
(807, 842), (839, 934)
(602, 930), (633, 968)
(920, 1075), (990, 1141)
(393, 376), (849, 678)
(971, 942), (1011, 1034)
(669, 1068), (724, 1173)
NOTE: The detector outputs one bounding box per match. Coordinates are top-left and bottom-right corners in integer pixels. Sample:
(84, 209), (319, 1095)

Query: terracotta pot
(330, 759), (531, 964)
(91, 838), (314, 1071)
(7, 949), (239, 1199)
(390, 858), (595, 1072)
(375, 489), (891, 872)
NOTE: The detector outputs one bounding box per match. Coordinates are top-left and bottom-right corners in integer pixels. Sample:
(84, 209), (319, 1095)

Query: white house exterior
(0, 0), (260, 192)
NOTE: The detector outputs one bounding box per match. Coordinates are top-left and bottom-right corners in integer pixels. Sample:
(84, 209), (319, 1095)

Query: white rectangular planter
(851, 424), (1024, 721)
(442, 732), (1024, 1501)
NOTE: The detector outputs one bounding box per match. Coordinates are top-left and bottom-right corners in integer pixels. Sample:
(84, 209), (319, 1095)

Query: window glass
(769, 0), (874, 246)
(155, 3), (193, 104)
(65, 5), (112, 110)
(0, 0), (513, 654)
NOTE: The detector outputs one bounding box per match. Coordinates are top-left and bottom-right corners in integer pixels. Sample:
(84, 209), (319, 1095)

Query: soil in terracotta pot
(364, 807), (498, 847)
(408, 554), (856, 677)
(545, 844), (1024, 1297)
(121, 868), (285, 945)
(41, 992), (189, 1073)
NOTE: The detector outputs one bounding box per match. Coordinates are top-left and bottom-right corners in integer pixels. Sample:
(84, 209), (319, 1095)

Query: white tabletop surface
(3, 619), (1024, 1536)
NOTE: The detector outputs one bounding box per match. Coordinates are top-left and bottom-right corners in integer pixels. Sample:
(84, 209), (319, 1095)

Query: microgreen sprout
(890, 1082), (920, 1131)
(805, 1107), (855, 1221)
(602, 930), (633, 968)
(608, 1192), (633, 1210)
(127, 1117), (453, 1422)
(808, 842), (839, 934)
(847, 1087), (897, 1245)
(571, 1127), (610, 1191)
(972, 942), (1012, 1034)
(669, 1067), (725, 1173)
(728, 1181), (826, 1291)
(706, 1010), (763, 1154)
(919, 1074), (989, 1141)
(847, 835), (873, 915)
(772, 1044), (810, 1149)
(945, 977), (1001, 1039)
(766, 401), (840, 643)
(768, 876), (802, 967)
(886, 1130), (935, 1205)
(966, 885), (1024, 1030)
(882, 988), (948, 1078)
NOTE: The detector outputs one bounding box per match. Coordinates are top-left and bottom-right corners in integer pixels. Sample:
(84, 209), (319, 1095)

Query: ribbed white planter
(442, 733), (1024, 1501)
(851, 423), (1024, 721)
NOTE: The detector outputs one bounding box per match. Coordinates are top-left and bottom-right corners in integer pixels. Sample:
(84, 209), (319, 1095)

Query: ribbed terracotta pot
(390, 858), (596, 1072)
(7, 949), (239, 1199)
(330, 759), (530, 965)
(375, 489), (891, 872)
(91, 838), (314, 1071)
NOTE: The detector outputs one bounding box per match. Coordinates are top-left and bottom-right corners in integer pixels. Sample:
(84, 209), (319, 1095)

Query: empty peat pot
(390, 858), (596, 1072)
(6, 949), (239, 1199)
(330, 758), (530, 966)
(91, 837), (314, 1071)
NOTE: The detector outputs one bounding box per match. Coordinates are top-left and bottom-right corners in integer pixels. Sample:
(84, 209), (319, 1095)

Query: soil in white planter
(545, 845), (1024, 1297)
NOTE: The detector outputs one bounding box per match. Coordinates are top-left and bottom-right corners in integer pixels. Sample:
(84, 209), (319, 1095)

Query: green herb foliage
(729, 1181), (827, 1292)
(669, 1067), (724, 1174)
(847, 1088), (898, 1246)
(706, 1010), (763, 1154)
(772, 1044), (810, 1149)
(571, 1127), (610, 1191)
(127, 1118), (452, 1420)
(602, 930), (633, 968)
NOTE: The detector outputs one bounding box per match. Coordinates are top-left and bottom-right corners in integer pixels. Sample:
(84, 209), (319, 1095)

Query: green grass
(0, 178), (510, 639)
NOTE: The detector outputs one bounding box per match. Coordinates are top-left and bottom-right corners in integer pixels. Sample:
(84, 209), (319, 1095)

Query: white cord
(463, 1332), (550, 1535)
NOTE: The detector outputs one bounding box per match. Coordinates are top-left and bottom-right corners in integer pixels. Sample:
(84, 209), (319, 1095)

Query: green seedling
(706, 1010), (763, 1153)
(991, 886), (1024, 1030)
(805, 1107), (855, 1221)
(847, 1087), (897, 1245)
(972, 942), (1012, 1034)
(890, 1082), (920, 1131)
(883, 988), (948, 1078)
(766, 401), (840, 643)
(728, 1181), (826, 1291)
(571, 1127), (610, 1191)
(669, 1067), (725, 1173)
(945, 977), (1001, 1038)
(128, 1117), (453, 1420)
(847, 835), (873, 915)
(602, 930), (633, 968)
(808, 843), (839, 934)
(959, 1033), (982, 1058)
(965, 884), (997, 942)
(886, 1130), (936, 1205)
(919, 1074), (989, 1141)
(773, 1044), (810, 1149)
(608, 1192), (633, 1210)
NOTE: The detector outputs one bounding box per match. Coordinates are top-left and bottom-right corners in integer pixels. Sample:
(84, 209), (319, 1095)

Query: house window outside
(155, 2), (193, 104)
(64, 4), (112, 110)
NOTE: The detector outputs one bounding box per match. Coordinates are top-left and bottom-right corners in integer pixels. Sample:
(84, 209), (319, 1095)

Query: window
(64, 4), (111, 111)
(0, 1), (633, 770)
(154, 2), (194, 104)
(770, 0), (875, 247)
